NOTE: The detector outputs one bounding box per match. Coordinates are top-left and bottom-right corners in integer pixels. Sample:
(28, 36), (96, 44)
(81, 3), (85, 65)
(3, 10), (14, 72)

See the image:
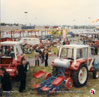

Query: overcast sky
(0, 0), (99, 25)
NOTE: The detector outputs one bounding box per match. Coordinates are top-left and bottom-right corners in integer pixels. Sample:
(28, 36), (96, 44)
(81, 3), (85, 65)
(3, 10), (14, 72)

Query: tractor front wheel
(72, 64), (88, 87)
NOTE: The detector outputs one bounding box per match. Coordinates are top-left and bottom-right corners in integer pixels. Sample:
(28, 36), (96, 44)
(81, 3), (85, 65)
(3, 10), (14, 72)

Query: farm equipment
(32, 44), (99, 94)
(0, 41), (29, 77)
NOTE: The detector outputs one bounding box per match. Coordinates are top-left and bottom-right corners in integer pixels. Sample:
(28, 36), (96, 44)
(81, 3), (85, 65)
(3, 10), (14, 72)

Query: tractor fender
(70, 59), (87, 70)
(13, 56), (24, 66)
(12, 59), (18, 66)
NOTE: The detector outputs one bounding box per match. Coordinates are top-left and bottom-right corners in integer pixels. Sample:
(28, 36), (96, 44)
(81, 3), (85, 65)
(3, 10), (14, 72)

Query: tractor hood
(53, 58), (71, 68)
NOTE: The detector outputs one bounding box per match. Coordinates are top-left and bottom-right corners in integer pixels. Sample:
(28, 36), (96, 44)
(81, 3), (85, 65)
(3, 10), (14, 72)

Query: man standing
(0, 43), (2, 64)
(34, 47), (40, 66)
(44, 48), (48, 67)
(0, 43), (2, 96)
(0, 68), (3, 97)
(1, 68), (12, 97)
(17, 60), (28, 92)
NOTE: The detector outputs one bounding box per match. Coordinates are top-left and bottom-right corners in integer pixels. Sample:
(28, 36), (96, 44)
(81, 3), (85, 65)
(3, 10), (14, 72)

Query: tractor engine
(52, 58), (72, 77)
(53, 58), (71, 68)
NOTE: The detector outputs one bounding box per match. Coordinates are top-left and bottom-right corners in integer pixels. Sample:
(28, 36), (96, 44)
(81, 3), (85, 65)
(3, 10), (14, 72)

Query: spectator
(0, 43), (2, 64)
(0, 43), (2, 96)
(41, 49), (45, 64)
(17, 60), (28, 92)
(1, 68), (12, 97)
(92, 42), (98, 55)
(44, 48), (48, 67)
(34, 47), (40, 66)
(0, 67), (3, 97)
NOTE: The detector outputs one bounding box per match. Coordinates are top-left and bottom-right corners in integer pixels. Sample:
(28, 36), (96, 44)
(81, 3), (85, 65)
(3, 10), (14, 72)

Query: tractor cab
(56, 45), (93, 68)
(51, 44), (98, 87)
(0, 41), (25, 77)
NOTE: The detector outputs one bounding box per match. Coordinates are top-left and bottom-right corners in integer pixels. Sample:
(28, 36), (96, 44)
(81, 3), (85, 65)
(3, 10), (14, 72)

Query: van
(20, 37), (40, 45)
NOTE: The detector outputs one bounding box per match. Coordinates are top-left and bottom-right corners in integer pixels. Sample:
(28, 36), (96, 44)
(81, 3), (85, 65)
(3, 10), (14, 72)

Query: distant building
(21, 25), (35, 29)
(0, 25), (22, 32)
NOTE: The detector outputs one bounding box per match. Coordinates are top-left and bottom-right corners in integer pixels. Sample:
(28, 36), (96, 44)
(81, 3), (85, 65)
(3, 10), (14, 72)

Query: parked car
(20, 37), (40, 46)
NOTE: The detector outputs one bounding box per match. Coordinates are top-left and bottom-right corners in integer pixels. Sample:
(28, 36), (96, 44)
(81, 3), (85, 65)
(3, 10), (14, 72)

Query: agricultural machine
(0, 41), (29, 77)
(33, 44), (99, 94)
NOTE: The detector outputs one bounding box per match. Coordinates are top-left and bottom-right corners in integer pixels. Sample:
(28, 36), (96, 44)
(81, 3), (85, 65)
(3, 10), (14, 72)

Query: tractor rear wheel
(72, 64), (88, 87)
(93, 70), (99, 79)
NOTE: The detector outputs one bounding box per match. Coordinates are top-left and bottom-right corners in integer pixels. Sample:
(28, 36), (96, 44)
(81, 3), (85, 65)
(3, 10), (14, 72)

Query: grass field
(10, 66), (99, 97)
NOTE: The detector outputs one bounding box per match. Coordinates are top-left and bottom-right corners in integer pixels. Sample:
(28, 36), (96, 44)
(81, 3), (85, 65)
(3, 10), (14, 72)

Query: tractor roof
(62, 44), (89, 49)
(1, 41), (21, 46)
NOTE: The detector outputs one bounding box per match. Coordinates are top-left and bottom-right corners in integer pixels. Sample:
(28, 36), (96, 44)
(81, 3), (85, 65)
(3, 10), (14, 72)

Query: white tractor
(52, 44), (99, 87)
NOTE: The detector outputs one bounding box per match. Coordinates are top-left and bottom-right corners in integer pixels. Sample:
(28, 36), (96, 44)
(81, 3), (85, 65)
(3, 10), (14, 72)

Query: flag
(96, 18), (99, 22)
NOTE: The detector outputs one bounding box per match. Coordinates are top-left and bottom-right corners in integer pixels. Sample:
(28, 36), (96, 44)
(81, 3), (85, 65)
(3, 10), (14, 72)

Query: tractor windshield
(1, 46), (15, 57)
(60, 48), (74, 60)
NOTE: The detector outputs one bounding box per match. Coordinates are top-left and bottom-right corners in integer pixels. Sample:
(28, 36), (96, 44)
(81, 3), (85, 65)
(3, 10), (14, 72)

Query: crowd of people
(34, 46), (49, 67)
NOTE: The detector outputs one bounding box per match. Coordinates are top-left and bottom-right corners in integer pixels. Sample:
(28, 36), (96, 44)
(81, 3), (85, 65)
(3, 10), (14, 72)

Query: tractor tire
(93, 70), (99, 79)
(72, 64), (88, 87)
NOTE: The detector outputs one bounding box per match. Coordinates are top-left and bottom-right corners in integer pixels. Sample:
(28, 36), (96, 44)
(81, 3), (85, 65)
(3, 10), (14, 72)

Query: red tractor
(33, 44), (99, 94)
(0, 41), (29, 77)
